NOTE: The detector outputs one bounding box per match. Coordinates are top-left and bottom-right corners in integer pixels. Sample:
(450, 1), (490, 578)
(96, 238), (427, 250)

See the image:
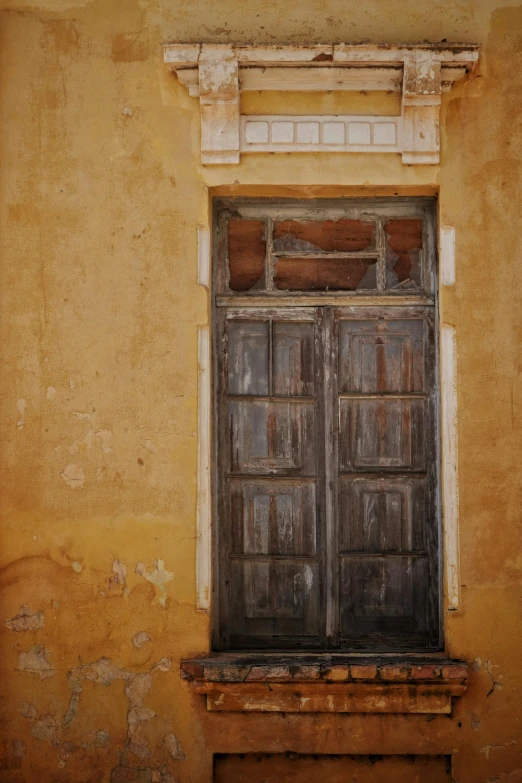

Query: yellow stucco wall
(0, 1), (521, 781)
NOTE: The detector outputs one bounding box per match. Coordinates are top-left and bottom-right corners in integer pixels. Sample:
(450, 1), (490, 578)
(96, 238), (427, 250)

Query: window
(212, 198), (440, 652)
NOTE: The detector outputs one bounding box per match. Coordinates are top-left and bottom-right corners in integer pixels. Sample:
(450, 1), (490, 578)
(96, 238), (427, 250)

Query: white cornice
(163, 43), (479, 165)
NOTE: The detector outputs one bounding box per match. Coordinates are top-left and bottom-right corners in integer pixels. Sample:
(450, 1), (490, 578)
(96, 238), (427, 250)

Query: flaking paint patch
(132, 631), (151, 648)
(480, 741), (516, 760)
(16, 398), (26, 430)
(142, 439), (158, 454)
(5, 605), (45, 631)
(61, 463), (85, 488)
(110, 558), (127, 587)
(19, 703), (37, 720)
(23, 710), (78, 768)
(72, 410), (94, 420)
(18, 646), (54, 679)
(11, 740), (25, 760)
(62, 656), (178, 767)
(163, 733), (185, 761)
(46, 386), (57, 400)
(96, 429), (113, 453)
(135, 560), (174, 608)
(69, 430), (95, 454)
(94, 730), (111, 748)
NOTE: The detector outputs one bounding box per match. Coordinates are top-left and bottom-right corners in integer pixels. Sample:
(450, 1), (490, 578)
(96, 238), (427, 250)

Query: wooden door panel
(339, 398), (425, 471)
(339, 477), (426, 553)
(228, 320), (269, 395)
(229, 480), (317, 556)
(338, 319), (425, 394)
(229, 400), (317, 475)
(340, 555), (429, 645)
(273, 321), (315, 396)
(229, 560), (320, 640)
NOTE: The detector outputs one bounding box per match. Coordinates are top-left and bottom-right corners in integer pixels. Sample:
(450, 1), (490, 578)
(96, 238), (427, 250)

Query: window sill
(180, 654), (468, 715)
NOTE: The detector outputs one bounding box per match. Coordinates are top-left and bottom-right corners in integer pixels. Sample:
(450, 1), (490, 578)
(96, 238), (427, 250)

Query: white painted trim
(196, 326), (211, 611)
(440, 226), (456, 286)
(441, 324), (460, 611)
(197, 226), (210, 288)
(165, 43), (479, 67)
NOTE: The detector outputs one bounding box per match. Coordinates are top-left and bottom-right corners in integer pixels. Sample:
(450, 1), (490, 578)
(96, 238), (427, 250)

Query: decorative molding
(241, 115), (400, 153)
(164, 43), (479, 165)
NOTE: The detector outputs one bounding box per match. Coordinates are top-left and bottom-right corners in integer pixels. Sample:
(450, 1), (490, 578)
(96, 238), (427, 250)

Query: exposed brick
(380, 664), (410, 681)
(246, 665), (291, 681)
(291, 665), (321, 680)
(411, 665), (441, 680)
(442, 665), (468, 681)
(180, 660), (204, 680)
(323, 665), (350, 681)
(204, 665), (248, 682)
(350, 665), (377, 680)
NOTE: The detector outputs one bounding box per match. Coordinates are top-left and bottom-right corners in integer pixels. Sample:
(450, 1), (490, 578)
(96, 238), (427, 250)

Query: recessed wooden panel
(227, 320), (269, 395)
(338, 319), (425, 393)
(339, 398), (425, 471)
(229, 480), (317, 555)
(228, 218), (266, 291)
(385, 218), (423, 290)
(214, 753), (451, 783)
(274, 257), (377, 291)
(229, 559), (319, 637)
(273, 219), (376, 252)
(273, 321), (315, 396)
(340, 555), (429, 643)
(339, 477), (426, 553)
(229, 401), (316, 474)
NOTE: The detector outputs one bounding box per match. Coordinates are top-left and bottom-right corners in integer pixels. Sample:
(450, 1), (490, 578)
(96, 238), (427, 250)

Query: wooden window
(213, 198), (440, 651)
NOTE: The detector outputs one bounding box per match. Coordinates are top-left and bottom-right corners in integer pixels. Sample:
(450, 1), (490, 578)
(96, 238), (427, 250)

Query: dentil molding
(163, 43), (479, 165)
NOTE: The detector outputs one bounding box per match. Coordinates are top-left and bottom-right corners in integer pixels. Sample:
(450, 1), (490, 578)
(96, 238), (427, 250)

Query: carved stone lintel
(164, 43), (479, 165)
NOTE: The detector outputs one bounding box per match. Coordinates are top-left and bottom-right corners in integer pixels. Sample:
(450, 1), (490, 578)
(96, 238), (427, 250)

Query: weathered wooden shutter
(216, 309), (325, 649)
(332, 308), (438, 650)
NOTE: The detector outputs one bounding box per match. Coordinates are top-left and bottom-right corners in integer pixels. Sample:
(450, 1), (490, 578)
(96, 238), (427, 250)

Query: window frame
(211, 196), (442, 653)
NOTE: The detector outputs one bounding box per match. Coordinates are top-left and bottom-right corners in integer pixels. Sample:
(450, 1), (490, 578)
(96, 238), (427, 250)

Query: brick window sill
(180, 655), (468, 715)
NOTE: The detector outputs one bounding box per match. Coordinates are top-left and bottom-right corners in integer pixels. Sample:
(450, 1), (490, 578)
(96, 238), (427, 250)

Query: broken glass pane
(228, 219), (266, 292)
(274, 257), (377, 291)
(273, 219), (375, 253)
(385, 219), (423, 290)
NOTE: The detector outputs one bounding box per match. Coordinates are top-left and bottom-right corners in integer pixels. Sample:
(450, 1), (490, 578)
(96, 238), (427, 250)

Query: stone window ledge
(180, 655), (468, 714)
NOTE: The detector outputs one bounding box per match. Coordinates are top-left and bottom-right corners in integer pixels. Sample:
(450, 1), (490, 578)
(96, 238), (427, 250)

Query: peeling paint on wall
(60, 463), (85, 488)
(5, 605), (44, 631)
(135, 561), (174, 608)
(132, 631), (152, 649)
(16, 398), (26, 430)
(110, 558), (127, 587)
(17, 646), (54, 679)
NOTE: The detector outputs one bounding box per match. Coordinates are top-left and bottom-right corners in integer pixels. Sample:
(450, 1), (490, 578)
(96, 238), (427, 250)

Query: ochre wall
(1, 1), (521, 781)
